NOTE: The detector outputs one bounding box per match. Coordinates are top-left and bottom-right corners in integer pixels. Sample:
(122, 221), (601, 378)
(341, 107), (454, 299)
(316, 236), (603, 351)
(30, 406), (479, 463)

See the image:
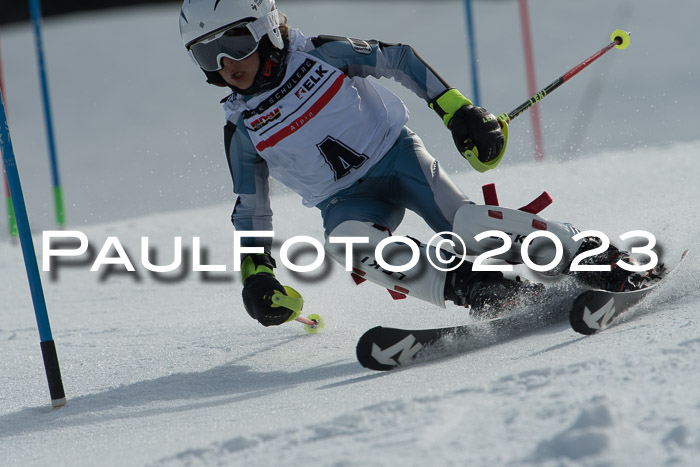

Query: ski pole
(295, 315), (315, 326)
(272, 287), (325, 333)
(296, 314), (324, 334)
(498, 29), (630, 124)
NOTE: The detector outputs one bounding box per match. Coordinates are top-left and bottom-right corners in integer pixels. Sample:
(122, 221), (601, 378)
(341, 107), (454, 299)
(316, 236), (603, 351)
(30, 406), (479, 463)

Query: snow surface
(1, 1), (700, 466)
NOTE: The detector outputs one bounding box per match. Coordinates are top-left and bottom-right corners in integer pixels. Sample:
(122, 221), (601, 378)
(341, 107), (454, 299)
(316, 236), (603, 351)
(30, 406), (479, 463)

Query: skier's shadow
(0, 345), (362, 440)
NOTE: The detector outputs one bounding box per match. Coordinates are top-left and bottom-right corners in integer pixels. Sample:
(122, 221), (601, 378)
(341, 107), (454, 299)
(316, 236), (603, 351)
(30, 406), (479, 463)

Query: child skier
(179, 0), (651, 326)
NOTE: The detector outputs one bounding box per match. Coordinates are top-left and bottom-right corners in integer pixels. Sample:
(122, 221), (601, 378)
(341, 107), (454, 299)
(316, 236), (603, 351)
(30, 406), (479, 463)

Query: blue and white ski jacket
(223, 29), (451, 250)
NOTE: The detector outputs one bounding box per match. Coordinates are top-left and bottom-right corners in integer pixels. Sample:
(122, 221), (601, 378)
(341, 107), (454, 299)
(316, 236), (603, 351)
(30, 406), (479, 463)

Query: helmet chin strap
(227, 35), (288, 96)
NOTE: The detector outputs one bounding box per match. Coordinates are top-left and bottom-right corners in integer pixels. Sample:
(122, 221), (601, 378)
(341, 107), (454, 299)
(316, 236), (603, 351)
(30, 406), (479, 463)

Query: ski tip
(569, 291), (600, 336)
(355, 326), (398, 371)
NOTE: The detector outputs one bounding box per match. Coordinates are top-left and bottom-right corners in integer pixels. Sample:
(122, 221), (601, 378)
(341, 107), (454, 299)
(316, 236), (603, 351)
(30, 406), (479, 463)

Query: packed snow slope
(2, 1), (700, 466)
(3, 140), (700, 467)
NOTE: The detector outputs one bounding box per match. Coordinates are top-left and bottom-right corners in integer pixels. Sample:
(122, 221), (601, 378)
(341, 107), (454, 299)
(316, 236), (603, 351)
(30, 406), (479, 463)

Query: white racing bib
(236, 51), (408, 206)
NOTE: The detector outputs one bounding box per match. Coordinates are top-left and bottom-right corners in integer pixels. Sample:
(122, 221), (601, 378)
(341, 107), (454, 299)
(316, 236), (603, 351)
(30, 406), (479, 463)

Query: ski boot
(444, 262), (545, 320)
(571, 237), (665, 292)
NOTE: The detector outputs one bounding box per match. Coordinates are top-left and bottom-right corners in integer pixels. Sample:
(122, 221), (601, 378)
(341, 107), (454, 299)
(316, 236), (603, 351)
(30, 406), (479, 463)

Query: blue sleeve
(224, 120), (273, 252)
(307, 36), (451, 102)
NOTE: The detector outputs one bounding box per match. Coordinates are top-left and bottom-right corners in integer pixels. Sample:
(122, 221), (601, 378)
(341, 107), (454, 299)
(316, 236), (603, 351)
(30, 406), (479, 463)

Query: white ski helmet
(179, 0), (284, 71)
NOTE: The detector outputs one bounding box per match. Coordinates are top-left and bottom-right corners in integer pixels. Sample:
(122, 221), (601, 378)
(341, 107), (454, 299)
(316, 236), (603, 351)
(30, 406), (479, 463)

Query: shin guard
(325, 221), (448, 307)
(452, 204), (583, 275)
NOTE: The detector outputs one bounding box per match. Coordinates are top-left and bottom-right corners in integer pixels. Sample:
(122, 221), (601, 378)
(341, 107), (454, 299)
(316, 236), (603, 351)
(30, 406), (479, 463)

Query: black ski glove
(448, 105), (504, 163)
(241, 253), (301, 327)
(430, 88), (507, 172)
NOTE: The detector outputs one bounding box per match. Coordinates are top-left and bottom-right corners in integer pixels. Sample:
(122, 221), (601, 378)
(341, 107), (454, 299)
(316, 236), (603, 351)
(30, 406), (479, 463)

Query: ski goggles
(186, 11), (280, 72)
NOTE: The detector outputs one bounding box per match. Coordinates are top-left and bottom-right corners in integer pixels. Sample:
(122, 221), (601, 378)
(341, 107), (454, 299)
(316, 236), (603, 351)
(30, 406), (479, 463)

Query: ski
(356, 251), (689, 371)
(569, 250), (689, 335)
(356, 288), (575, 371)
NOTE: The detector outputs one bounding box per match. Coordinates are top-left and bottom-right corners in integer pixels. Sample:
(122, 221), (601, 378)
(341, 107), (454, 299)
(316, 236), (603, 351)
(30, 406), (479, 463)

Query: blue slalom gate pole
(463, 0), (481, 105)
(0, 88), (66, 408)
(28, 0), (65, 228)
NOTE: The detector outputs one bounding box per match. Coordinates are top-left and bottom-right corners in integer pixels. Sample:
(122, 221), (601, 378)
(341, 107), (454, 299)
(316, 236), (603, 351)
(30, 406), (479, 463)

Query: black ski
(569, 250), (689, 335)
(356, 251), (689, 371)
(356, 288), (575, 371)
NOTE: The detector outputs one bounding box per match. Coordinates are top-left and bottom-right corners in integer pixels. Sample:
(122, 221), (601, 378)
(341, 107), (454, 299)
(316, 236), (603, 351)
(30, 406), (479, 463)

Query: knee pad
(324, 221), (447, 307)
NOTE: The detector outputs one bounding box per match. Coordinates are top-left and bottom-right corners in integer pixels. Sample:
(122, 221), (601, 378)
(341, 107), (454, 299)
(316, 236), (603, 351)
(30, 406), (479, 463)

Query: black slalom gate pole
(498, 30), (631, 125)
(0, 88), (66, 408)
